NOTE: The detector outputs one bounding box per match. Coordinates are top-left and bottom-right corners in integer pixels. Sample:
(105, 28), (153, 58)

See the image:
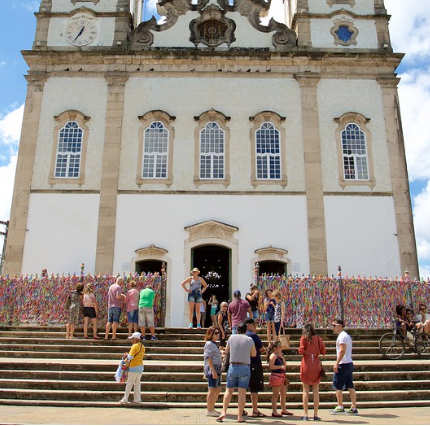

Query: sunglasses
(214, 331), (220, 335)
(332, 324), (340, 327)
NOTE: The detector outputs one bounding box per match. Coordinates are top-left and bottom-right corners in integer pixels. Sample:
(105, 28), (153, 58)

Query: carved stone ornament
(185, 220), (238, 243)
(135, 244), (169, 258)
(129, 16), (156, 49)
(190, 5), (236, 47)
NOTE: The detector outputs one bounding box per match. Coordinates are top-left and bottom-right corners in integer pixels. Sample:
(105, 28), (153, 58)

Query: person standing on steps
(244, 317), (267, 418)
(228, 290), (252, 334)
(125, 280), (140, 338)
(119, 331), (145, 406)
(330, 318), (359, 416)
(181, 268), (208, 329)
(138, 283), (158, 340)
(83, 282), (101, 339)
(104, 277), (126, 340)
(246, 285), (260, 321)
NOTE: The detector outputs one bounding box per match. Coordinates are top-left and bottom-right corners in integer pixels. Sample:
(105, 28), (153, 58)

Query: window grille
(142, 121), (168, 178)
(54, 121), (83, 178)
(256, 122), (281, 180)
(199, 122), (225, 179)
(341, 123), (369, 180)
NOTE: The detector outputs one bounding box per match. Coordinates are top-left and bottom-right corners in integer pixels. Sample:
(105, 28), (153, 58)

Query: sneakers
(346, 408), (359, 416)
(189, 323), (193, 329)
(330, 406), (345, 415)
(206, 410), (221, 417)
(151, 335), (158, 341)
(197, 323), (202, 329)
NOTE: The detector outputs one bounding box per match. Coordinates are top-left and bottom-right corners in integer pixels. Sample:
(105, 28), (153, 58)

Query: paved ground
(1, 406), (430, 425)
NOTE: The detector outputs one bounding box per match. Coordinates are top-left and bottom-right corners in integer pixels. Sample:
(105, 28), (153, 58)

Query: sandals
(272, 413), (283, 417)
(281, 410), (294, 416)
(252, 411), (266, 418)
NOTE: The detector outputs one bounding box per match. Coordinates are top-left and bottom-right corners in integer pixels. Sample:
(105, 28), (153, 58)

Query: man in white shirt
(330, 318), (359, 416)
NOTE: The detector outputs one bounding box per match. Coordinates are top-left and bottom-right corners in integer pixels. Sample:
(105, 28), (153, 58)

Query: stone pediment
(185, 220), (238, 243)
(129, 0), (296, 51)
(135, 244), (169, 257)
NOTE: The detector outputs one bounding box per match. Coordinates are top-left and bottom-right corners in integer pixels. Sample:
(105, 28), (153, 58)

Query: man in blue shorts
(330, 318), (359, 415)
(104, 277), (125, 340)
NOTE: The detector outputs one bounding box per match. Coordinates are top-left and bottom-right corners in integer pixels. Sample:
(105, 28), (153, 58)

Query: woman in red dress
(298, 323), (326, 421)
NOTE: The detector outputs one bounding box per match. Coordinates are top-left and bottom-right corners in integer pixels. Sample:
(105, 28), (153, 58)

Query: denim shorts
(265, 311), (275, 322)
(108, 307), (121, 323)
(226, 364), (251, 389)
(207, 375), (222, 388)
(127, 309), (138, 324)
(187, 290), (203, 303)
(332, 362), (354, 391)
(252, 310), (260, 320)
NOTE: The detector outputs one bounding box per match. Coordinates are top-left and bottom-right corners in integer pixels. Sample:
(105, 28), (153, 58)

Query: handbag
(317, 336), (326, 379)
(269, 372), (287, 387)
(221, 351), (230, 373)
(276, 329), (290, 350)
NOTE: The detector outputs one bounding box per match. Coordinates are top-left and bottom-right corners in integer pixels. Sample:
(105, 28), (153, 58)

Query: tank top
(190, 277), (202, 292)
(273, 355), (284, 373)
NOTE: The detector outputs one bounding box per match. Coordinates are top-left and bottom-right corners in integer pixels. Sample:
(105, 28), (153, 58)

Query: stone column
(378, 77), (419, 279)
(296, 73), (328, 275)
(95, 73), (128, 274)
(4, 72), (48, 275)
(293, 0), (312, 48)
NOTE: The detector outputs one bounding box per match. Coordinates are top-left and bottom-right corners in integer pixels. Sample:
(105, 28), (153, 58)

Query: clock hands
(73, 26), (85, 42)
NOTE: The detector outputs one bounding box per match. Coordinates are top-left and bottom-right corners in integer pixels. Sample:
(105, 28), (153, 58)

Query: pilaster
(296, 73), (328, 275)
(292, 0), (312, 48)
(3, 72), (48, 275)
(377, 77), (419, 278)
(33, 0), (52, 48)
(94, 72), (128, 274)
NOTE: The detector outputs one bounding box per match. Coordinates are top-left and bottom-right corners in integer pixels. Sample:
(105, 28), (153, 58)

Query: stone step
(2, 369), (429, 382)
(2, 388), (430, 403)
(2, 378), (430, 393)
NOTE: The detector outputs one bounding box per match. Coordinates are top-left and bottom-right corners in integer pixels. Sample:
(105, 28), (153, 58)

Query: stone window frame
(330, 20), (359, 46)
(334, 112), (375, 189)
(48, 110), (90, 186)
(326, 0), (356, 7)
(249, 111), (288, 188)
(71, 0), (100, 4)
(136, 110), (175, 188)
(194, 109), (231, 188)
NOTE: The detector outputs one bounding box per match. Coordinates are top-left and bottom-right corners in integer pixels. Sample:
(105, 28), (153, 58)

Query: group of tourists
(64, 276), (157, 341)
(396, 303), (430, 338)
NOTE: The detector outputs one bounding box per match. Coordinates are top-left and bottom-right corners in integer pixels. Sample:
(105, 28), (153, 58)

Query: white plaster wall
(308, 0), (375, 15)
(152, 12), (274, 49)
(324, 195), (401, 277)
(317, 79), (392, 193)
(33, 77), (108, 190)
(22, 194), (100, 274)
(311, 18), (378, 49)
(114, 193), (310, 326)
(120, 76), (305, 192)
(52, 0), (120, 13)
(47, 17), (116, 47)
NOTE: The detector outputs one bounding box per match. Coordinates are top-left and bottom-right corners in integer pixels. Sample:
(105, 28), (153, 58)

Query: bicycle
(379, 318), (430, 360)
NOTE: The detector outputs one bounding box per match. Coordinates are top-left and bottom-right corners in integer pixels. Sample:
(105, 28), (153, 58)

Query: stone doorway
(258, 260), (287, 276)
(191, 245), (231, 308)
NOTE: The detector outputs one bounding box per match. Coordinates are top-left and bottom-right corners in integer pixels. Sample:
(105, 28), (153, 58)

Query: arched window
(341, 123), (369, 180)
(256, 122), (281, 180)
(199, 122), (225, 179)
(137, 110), (175, 187)
(142, 121), (169, 178)
(54, 121), (83, 178)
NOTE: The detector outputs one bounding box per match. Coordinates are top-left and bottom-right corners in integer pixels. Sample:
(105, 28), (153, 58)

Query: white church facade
(5, 0), (418, 326)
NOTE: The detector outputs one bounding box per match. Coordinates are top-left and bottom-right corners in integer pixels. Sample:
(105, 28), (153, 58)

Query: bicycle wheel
(415, 333), (430, 355)
(379, 332), (405, 359)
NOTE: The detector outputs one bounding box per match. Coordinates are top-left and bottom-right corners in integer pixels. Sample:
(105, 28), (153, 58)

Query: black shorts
(83, 307), (97, 319)
(248, 363), (264, 393)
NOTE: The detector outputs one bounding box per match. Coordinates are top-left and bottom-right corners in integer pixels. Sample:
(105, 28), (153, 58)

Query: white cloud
(0, 62), (6, 68)
(413, 181), (430, 279)
(0, 104), (24, 147)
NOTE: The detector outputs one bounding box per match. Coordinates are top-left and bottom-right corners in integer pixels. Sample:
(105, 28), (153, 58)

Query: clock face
(66, 19), (97, 46)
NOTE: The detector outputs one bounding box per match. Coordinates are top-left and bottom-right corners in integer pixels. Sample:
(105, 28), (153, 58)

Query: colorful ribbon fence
(0, 273), (165, 327)
(256, 276), (430, 329)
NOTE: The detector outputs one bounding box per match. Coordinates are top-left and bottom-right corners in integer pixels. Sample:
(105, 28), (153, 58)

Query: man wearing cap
(330, 318), (359, 416)
(244, 317), (267, 418)
(119, 331), (145, 405)
(138, 283), (157, 340)
(228, 290), (252, 334)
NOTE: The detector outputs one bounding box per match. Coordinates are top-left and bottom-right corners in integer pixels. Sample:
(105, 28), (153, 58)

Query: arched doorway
(192, 245), (231, 306)
(258, 260), (287, 276)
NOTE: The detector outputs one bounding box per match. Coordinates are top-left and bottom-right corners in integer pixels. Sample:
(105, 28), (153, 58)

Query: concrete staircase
(1, 326), (429, 409)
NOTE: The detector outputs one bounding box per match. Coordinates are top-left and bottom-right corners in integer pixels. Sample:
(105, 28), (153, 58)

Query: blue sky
(1, 0), (430, 278)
